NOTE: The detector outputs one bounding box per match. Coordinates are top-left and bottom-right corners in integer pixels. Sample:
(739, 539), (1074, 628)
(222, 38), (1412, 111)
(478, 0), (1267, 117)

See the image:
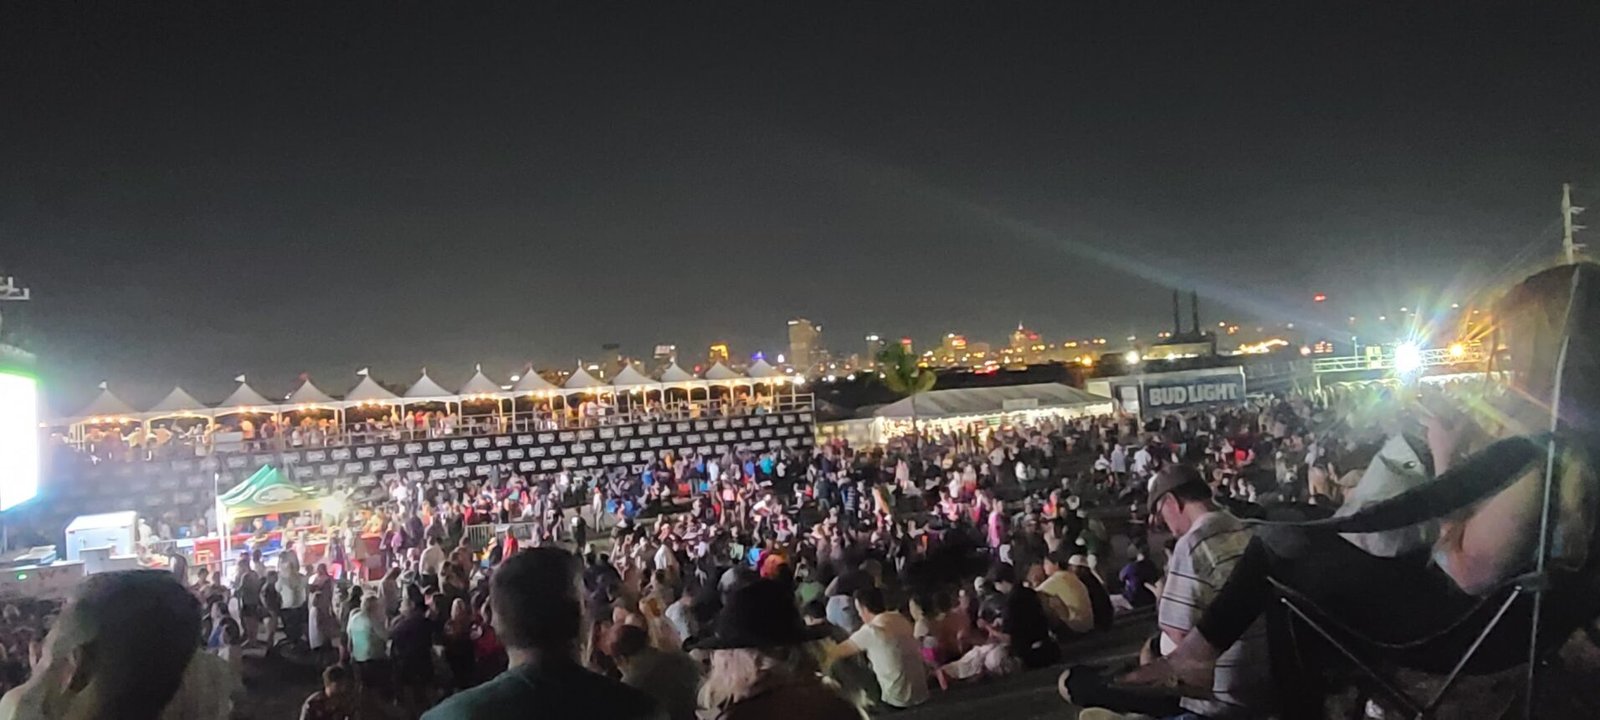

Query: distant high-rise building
(651, 344), (677, 373)
(707, 342), (730, 365)
(788, 318), (822, 370)
(1010, 323), (1039, 350)
(864, 334), (884, 364)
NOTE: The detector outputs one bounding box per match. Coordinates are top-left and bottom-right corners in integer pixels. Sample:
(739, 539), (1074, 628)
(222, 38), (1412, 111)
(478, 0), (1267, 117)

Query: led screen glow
(0, 372), (39, 512)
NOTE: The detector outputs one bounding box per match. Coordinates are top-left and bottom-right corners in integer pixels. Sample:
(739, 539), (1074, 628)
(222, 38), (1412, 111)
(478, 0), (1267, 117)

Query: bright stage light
(1448, 342), (1466, 358)
(0, 371), (40, 512)
(1124, 351), (1141, 365)
(1393, 342), (1424, 374)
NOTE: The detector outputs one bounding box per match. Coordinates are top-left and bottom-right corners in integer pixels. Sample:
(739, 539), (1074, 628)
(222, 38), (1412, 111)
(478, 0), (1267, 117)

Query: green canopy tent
(218, 465), (329, 517)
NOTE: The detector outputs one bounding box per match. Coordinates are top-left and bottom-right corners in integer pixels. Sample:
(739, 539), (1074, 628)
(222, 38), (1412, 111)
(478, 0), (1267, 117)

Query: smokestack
(1190, 291), (1201, 335)
(1172, 290), (1182, 336)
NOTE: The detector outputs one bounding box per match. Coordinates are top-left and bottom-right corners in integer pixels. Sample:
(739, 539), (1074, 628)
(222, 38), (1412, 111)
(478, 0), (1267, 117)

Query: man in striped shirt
(1149, 465), (1272, 718)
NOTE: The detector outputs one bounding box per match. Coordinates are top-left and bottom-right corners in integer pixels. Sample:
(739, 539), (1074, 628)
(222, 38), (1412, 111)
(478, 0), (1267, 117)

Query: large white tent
(659, 363), (694, 383)
(144, 386), (209, 417)
(746, 359), (781, 378)
(458, 365), (504, 396)
(511, 370), (559, 394)
(74, 384), (136, 418)
(403, 370), (455, 401)
(871, 383), (1111, 420)
(216, 379), (274, 412)
(285, 378), (337, 406)
(563, 367), (606, 390)
(344, 375), (399, 403)
(610, 365), (657, 387)
(703, 362), (743, 382)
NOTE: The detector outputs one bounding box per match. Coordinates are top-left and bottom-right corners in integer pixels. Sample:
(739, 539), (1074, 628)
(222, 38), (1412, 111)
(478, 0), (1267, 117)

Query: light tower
(0, 272), (30, 337)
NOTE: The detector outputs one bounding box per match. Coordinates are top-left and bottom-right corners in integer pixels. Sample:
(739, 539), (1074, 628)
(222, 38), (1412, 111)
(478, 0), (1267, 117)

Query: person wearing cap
(1064, 465), (1271, 719)
(695, 579), (862, 719)
(1148, 464), (1270, 717)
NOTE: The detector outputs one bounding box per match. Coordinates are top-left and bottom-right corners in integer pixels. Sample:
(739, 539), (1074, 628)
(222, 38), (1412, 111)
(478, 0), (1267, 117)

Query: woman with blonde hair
(693, 580), (862, 720)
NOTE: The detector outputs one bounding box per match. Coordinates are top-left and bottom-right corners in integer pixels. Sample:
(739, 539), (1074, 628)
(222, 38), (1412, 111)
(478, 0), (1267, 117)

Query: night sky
(5, 2), (1600, 411)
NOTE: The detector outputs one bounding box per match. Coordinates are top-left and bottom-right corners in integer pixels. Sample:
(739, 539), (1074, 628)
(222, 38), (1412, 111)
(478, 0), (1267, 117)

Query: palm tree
(877, 343), (936, 453)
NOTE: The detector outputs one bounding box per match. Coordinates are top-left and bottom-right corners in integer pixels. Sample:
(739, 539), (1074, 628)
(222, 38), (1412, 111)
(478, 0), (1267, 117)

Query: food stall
(215, 465), (357, 573)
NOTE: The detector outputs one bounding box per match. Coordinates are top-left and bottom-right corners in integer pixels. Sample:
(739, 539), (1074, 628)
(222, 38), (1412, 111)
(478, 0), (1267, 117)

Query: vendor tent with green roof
(218, 465), (329, 516)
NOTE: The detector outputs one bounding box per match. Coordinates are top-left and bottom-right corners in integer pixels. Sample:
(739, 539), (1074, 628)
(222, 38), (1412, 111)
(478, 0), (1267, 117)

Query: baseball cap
(1147, 464), (1208, 514)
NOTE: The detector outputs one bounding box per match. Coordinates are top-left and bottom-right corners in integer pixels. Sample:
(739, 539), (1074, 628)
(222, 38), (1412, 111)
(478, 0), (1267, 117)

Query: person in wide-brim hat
(692, 578), (832, 650)
(693, 580), (863, 720)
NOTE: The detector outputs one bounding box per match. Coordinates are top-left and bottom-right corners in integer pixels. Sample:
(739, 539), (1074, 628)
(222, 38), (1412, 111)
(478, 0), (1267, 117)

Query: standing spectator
(422, 547), (660, 720)
(442, 599), (478, 692)
(829, 586), (930, 711)
(278, 556), (310, 648)
(309, 563), (341, 661)
(390, 594), (438, 716)
(232, 554), (264, 647)
(346, 595), (390, 699)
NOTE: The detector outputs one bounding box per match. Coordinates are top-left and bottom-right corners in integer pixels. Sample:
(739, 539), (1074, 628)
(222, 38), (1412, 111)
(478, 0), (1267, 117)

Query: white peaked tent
(458, 366), (503, 396)
(403, 371), (455, 401)
(344, 375), (399, 403)
(610, 365), (657, 387)
(563, 367), (606, 390)
(746, 359), (781, 378)
(511, 370), (559, 394)
(74, 385), (136, 418)
(145, 386), (209, 416)
(217, 379), (274, 411)
(286, 378), (337, 405)
(659, 363), (694, 383)
(703, 362), (743, 382)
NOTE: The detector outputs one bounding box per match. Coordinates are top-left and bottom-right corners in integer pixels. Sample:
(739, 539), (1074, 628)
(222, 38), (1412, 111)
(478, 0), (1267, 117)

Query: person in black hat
(694, 579), (863, 720)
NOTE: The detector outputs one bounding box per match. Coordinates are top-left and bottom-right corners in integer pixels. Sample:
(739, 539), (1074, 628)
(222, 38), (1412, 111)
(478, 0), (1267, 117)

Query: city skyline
(5, 3), (1598, 409)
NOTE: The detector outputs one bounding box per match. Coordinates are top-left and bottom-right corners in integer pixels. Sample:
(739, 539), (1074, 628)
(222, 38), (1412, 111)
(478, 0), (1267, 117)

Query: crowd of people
(6, 264), (1599, 719)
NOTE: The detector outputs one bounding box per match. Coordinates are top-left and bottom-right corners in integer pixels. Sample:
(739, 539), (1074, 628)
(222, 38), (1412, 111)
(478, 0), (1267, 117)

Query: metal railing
(1311, 344), (1486, 374)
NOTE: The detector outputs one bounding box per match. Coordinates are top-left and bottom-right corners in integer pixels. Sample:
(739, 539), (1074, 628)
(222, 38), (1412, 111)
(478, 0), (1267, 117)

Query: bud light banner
(1140, 369), (1246, 411)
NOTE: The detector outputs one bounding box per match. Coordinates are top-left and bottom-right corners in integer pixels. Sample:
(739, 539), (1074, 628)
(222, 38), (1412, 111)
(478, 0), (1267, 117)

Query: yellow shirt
(1036, 569), (1094, 634)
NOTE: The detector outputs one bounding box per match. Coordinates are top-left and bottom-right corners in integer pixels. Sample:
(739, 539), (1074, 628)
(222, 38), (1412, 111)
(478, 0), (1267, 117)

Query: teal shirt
(346, 609), (386, 662)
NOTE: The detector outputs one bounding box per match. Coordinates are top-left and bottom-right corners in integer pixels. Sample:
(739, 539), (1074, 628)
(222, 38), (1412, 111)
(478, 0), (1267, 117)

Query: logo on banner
(254, 485), (301, 504)
(1144, 378), (1244, 409)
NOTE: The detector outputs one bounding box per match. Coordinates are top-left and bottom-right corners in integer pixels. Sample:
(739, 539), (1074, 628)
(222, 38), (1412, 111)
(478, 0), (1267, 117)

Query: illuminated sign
(0, 371), (39, 512)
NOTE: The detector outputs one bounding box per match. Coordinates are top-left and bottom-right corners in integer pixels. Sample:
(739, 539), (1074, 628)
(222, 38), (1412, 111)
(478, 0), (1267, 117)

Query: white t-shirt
(847, 611), (930, 709)
(1158, 511), (1271, 718)
(419, 545), (447, 576)
(1132, 447), (1152, 475)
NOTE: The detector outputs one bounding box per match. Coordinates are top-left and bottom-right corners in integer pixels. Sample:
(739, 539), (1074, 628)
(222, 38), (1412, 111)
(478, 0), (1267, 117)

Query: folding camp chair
(1268, 573), (1537, 719)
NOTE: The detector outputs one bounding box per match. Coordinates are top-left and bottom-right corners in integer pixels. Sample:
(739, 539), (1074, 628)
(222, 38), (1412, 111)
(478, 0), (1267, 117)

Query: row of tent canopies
(62, 359), (802, 425)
